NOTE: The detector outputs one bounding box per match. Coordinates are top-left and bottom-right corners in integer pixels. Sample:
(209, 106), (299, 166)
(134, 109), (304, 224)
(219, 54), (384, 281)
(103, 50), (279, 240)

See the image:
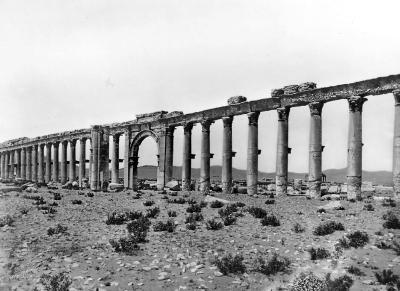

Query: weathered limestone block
(271, 89), (284, 98)
(298, 82), (317, 92)
(283, 85), (299, 95)
(227, 96), (247, 105)
(165, 111), (184, 118)
(136, 111), (168, 122)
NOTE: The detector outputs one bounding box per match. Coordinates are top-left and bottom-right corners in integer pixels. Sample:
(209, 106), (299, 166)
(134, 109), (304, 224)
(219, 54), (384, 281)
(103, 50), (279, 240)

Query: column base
(182, 179), (191, 191)
(222, 182), (232, 194)
(347, 176), (362, 200)
(247, 185), (257, 195)
(199, 178), (210, 194)
(393, 175), (400, 200)
(308, 180), (321, 198)
(276, 176), (287, 196)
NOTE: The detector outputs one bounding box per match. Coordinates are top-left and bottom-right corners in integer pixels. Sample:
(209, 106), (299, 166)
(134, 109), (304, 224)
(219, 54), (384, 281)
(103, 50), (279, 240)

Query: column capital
(53, 141), (60, 146)
(39, 143), (45, 149)
(183, 122), (193, 133)
(309, 102), (324, 116)
(200, 119), (213, 132)
(247, 112), (260, 126)
(79, 137), (87, 143)
(348, 96), (367, 112)
(112, 134), (120, 142)
(222, 116), (233, 127)
(61, 140), (69, 146)
(394, 90), (400, 106)
(277, 107), (290, 121)
(32, 144), (38, 150)
(69, 139), (78, 146)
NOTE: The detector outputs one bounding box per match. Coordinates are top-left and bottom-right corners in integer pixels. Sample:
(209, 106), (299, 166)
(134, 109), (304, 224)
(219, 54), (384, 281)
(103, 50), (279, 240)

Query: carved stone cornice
(309, 102), (324, 116)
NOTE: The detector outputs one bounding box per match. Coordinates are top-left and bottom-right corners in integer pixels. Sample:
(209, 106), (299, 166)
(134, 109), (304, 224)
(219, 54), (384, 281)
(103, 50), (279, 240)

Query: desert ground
(1, 185), (400, 291)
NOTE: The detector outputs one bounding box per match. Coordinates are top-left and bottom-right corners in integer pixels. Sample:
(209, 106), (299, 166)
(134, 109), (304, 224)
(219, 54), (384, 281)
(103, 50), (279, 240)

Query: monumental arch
(1, 74), (400, 200)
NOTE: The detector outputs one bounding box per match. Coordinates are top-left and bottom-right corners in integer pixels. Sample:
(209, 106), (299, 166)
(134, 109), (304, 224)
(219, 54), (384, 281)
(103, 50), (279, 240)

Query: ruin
(1, 74), (400, 200)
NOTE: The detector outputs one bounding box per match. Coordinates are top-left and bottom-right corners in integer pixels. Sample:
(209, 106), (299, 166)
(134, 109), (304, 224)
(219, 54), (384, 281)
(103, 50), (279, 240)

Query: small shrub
(109, 236), (139, 254)
(382, 198), (396, 207)
(146, 207), (160, 218)
(218, 204), (238, 218)
(210, 200), (225, 208)
(346, 266), (364, 276)
(206, 219), (223, 230)
(308, 247), (330, 260)
(53, 193), (62, 200)
(186, 204), (202, 213)
(313, 221), (344, 236)
(317, 208), (326, 214)
(247, 207), (267, 218)
(0, 215), (14, 227)
(42, 207), (57, 215)
(33, 197), (46, 205)
(187, 198), (196, 205)
(186, 222), (196, 230)
(291, 272), (326, 291)
(334, 206), (345, 211)
(185, 213), (204, 224)
(48, 202), (58, 207)
(325, 273), (353, 291)
(374, 269), (399, 286)
(292, 222), (305, 233)
(363, 203), (374, 211)
(168, 197), (186, 204)
(254, 253), (290, 275)
(233, 202), (246, 208)
(106, 211), (126, 225)
(86, 192), (94, 198)
(47, 224), (68, 236)
(168, 210), (177, 217)
(125, 210), (143, 220)
(71, 199), (82, 205)
(199, 201), (208, 208)
(391, 240), (400, 255)
(337, 231), (369, 249)
(20, 207), (29, 215)
(143, 200), (155, 207)
(375, 240), (392, 249)
(126, 216), (151, 243)
(153, 219), (176, 232)
(261, 214), (280, 226)
(39, 271), (72, 291)
(214, 254), (246, 275)
(169, 191), (178, 196)
(265, 199), (275, 205)
(223, 215), (237, 226)
(383, 211), (400, 229)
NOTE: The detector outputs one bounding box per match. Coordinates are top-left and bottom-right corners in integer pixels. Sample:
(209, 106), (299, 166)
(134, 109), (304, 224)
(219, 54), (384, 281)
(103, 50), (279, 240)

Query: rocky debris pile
(61, 181), (79, 190)
(165, 180), (180, 191)
(227, 96), (247, 105)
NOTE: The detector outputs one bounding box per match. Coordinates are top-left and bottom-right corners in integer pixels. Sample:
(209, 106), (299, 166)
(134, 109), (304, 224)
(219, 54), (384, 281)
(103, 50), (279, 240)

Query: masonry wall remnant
(1, 74), (400, 199)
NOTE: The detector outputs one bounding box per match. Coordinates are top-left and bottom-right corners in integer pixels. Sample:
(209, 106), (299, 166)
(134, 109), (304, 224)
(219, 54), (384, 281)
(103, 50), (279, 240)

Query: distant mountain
(119, 165), (393, 186)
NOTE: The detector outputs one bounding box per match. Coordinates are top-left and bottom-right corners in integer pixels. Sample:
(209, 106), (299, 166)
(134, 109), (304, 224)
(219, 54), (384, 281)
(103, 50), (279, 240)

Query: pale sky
(1, 0), (400, 173)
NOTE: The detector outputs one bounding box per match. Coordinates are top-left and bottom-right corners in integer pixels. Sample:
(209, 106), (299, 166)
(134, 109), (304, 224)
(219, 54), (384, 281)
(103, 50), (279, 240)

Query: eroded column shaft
(79, 138), (86, 186)
(111, 134), (120, 184)
(200, 120), (212, 193)
(45, 143), (52, 183)
(222, 117), (233, 194)
(247, 112), (259, 195)
(347, 96), (366, 200)
(182, 124), (193, 191)
(308, 102), (324, 198)
(276, 107), (290, 195)
(9, 151), (14, 178)
(32, 146), (38, 182)
(393, 90), (400, 199)
(21, 148), (26, 180)
(15, 149), (21, 178)
(123, 130), (131, 189)
(69, 140), (76, 181)
(165, 127), (174, 183)
(38, 145), (44, 183)
(26, 147), (32, 181)
(52, 142), (59, 182)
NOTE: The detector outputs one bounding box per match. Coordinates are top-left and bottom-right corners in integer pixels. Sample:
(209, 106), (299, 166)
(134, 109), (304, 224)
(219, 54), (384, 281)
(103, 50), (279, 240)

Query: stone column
(9, 150), (14, 178)
(111, 134), (120, 184)
(393, 90), (400, 199)
(45, 143), (52, 183)
(200, 120), (212, 193)
(32, 145), (38, 182)
(123, 129), (131, 188)
(308, 102), (324, 198)
(60, 141), (68, 184)
(90, 126), (110, 191)
(276, 107), (290, 195)
(88, 139), (92, 184)
(247, 112), (260, 195)
(347, 96), (367, 200)
(79, 138), (86, 187)
(182, 123), (193, 191)
(52, 142), (59, 182)
(165, 127), (175, 183)
(38, 144), (44, 183)
(26, 147), (32, 181)
(21, 148), (26, 180)
(15, 149), (21, 178)
(222, 117), (233, 194)
(0, 153), (4, 179)
(69, 139), (77, 181)
(131, 156), (139, 191)
(4, 152), (9, 179)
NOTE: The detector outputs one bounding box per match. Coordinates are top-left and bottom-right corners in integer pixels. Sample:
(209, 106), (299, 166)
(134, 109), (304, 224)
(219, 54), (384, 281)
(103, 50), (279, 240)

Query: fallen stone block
(204, 195), (231, 204)
(227, 96), (247, 105)
(165, 180), (180, 191)
(0, 186), (22, 193)
(109, 183), (124, 192)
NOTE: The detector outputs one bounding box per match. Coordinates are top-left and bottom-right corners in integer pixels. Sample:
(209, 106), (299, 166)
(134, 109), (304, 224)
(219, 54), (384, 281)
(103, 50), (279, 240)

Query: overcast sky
(1, 0), (400, 173)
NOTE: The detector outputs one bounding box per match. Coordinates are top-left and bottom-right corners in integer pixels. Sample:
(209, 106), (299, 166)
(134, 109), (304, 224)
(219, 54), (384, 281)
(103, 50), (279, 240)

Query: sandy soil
(0, 186), (399, 290)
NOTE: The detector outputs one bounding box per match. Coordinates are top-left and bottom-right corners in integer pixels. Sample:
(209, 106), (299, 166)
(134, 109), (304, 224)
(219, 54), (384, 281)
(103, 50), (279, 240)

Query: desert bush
(33, 197), (46, 205)
(308, 247), (330, 260)
(53, 193), (62, 200)
(106, 211), (126, 225)
(291, 272), (326, 291)
(186, 222), (196, 230)
(168, 191), (178, 196)
(346, 266), (364, 276)
(218, 204), (238, 218)
(206, 218), (223, 230)
(317, 208), (326, 213)
(71, 199), (82, 205)
(265, 199), (275, 205)
(199, 201), (208, 208)
(42, 207), (57, 215)
(185, 213), (204, 224)
(233, 202), (246, 208)
(39, 271), (72, 291)
(337, 231), (369, 249)
(168, 198), (186, 204)
(125, 210), (143, 220)
(383, 211), (400, 229)
(214, 253), (246, 275)
(126, 217), (151, 243)
(391, 240), (400, 255)
(86, 192), (94, 198)
(313, 221), (344, 236)
(292, 222), (305, 233)
(23, 194), (42, 200)
(261, 214), (280, 226)
(382, 198), (397, 207)
(186, 204), (202, 213)
(153, 219), (176, 232)
(145, 207), (160, 218)
(325, 273), (353, 291)
(48, 202), (58, 207)
(20, 207), (29, 215)
(375, 240), (392, 249)
(334, 206), (345, 211)
(374, 269), (399, 286)
(168, 210), (177, 217)
(247, 206), (267, 219)
(223, 215), (237, 226)
(0, 215), (14, 227)
(143, 200), (155, 206)
(109, 236), (139, 254)
(363, 203), (374, 211)
(254, 253), (290, 275)
(210, 200), (225, 208)
(47, 224), (68, 236)
(187, 198), (196, 205)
